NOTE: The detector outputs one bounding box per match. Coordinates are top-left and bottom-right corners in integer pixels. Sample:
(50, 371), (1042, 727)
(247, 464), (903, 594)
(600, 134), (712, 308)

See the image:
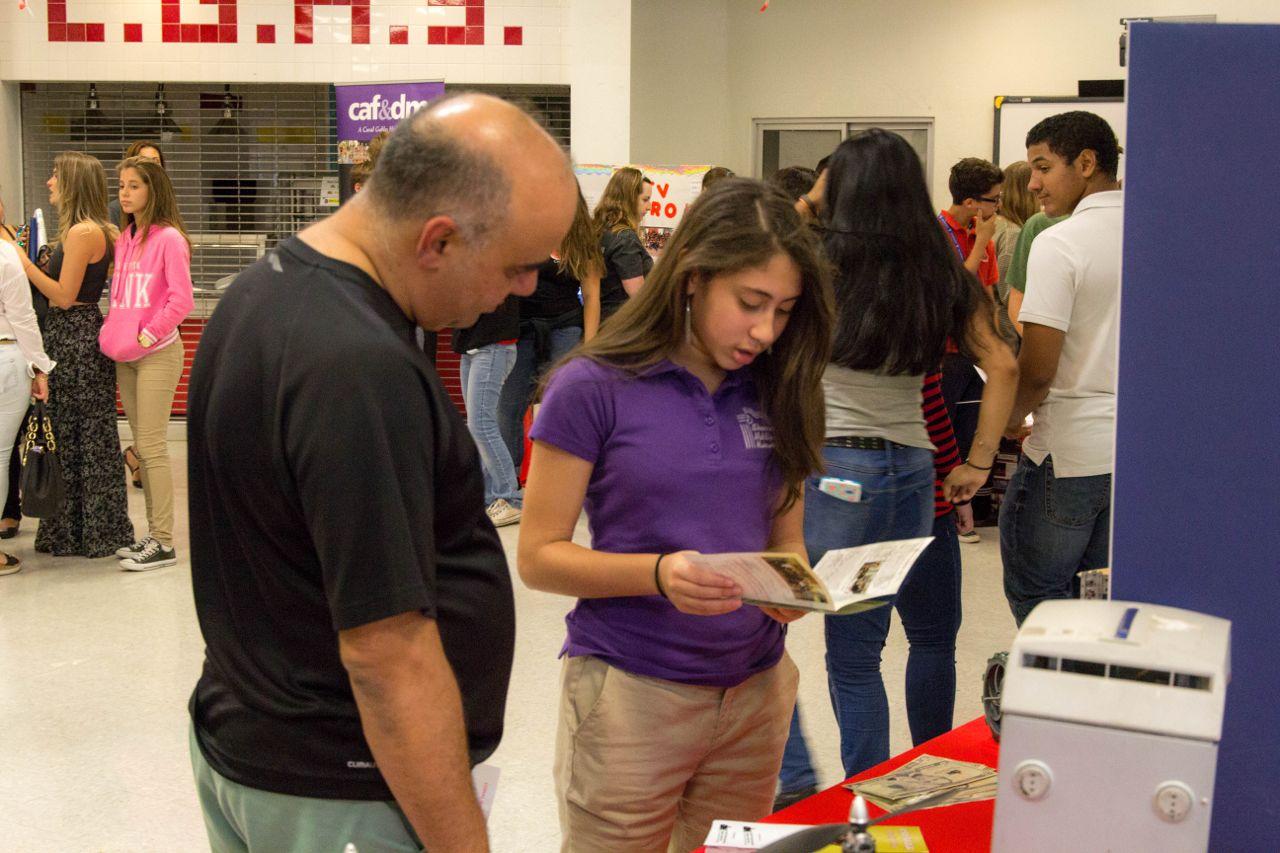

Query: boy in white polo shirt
(999, 111), (1123, 625)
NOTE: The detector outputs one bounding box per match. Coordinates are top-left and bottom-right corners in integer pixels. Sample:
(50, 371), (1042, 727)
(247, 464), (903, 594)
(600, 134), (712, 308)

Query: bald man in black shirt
(186, 95), (577, 853)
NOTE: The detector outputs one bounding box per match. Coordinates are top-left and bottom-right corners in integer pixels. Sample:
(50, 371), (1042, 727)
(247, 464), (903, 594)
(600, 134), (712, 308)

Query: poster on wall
(334, 80), (446, 201)
(575, 164), (712, 257)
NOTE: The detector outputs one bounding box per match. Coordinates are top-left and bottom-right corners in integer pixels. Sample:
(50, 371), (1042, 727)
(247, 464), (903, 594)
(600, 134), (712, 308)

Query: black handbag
(20, 401), (66, 518)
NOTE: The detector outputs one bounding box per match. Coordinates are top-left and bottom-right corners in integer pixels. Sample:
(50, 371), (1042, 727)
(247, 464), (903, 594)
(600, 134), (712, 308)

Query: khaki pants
(555, 653), (799, 853)
(116, 340), (183, 546)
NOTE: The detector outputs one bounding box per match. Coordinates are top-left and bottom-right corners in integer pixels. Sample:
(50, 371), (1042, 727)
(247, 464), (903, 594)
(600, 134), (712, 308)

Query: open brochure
(685, 537), (933, 615)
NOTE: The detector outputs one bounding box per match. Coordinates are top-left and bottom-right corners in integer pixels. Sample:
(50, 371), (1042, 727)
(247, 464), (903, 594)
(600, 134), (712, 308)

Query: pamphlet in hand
(685, 537), (933, 615)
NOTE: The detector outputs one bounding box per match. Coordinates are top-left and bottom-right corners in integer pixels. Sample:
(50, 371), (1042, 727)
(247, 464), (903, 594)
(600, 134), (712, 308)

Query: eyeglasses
(977, 195), (1002, 205)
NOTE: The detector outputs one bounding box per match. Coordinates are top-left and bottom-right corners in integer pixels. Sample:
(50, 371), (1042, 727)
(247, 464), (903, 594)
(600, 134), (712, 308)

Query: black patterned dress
(34, 245), (134, 557)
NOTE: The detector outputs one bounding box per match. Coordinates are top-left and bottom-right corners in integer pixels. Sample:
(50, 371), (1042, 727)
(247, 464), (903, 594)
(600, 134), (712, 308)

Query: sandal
(0, 552), (20, 576)
(0, 518), (18, 540)
(124, 446), (143, 489)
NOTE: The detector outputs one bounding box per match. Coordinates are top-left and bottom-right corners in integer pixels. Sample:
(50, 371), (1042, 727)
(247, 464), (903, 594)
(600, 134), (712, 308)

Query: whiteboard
(994, 97), (1127, 179)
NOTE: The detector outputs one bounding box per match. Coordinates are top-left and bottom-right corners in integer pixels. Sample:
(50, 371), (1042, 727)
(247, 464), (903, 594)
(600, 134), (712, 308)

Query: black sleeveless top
(46, 227), (113, 304)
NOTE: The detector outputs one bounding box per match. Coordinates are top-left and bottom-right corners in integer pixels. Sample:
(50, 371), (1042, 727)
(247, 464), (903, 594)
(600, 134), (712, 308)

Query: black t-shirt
(599, 228), (653, 319)
(520, 257), (583, 324)
(186, 237), (516, 800)
(450, 294), (520, 353)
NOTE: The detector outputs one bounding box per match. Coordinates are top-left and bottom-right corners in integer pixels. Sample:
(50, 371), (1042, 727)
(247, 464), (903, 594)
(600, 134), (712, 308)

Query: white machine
(993, 600), (1230, 852)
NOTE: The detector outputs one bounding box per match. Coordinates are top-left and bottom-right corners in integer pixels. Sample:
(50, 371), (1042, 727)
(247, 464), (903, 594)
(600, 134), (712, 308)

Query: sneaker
(120, 539), (178, 571)
(773, 784), (819, 813)
(485, 499), (522, 528)
(958, 529), (981, 544)
(116, 537), (154, 560)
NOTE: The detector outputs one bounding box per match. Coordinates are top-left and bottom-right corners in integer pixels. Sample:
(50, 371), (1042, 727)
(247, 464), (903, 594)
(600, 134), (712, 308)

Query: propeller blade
(756, 823), (849, 853)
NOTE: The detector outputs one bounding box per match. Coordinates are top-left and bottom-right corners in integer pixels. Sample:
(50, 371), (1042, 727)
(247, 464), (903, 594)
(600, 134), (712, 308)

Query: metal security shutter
(19, 81), (569, 419)
(443, 83), (570, 147)
(20, 81), (337, 292)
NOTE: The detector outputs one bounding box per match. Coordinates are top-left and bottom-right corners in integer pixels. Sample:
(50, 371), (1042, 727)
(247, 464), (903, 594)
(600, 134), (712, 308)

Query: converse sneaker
(485, 499), (522, 528)
(116, 537), (154, 560)
(120, 538), (178, 571)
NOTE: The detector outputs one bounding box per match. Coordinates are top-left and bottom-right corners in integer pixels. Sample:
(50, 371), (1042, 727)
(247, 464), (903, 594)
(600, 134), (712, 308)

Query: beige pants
(554, 652), (799, 853)
(116, 339), (184, 546)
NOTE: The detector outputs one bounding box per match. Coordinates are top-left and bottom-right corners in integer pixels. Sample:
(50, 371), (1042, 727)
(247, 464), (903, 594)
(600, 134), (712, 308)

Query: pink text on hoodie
(100, 223), (195, 363)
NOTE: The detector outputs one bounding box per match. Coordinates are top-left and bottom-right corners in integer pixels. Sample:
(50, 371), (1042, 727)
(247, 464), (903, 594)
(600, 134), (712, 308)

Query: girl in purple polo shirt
(518, 179), (834, 852)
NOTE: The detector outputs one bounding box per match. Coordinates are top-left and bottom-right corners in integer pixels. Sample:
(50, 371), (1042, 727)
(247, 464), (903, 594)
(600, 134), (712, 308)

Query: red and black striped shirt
(922, 370), (961, 518)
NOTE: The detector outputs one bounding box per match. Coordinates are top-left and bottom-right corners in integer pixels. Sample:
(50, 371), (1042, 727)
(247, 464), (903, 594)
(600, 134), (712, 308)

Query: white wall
(630, 0), (730, 168)
(634, 0), (1279, 205)
(0, 83), (20, 221)
(568, 0), (631, 164)
(0, 0), (628, 210)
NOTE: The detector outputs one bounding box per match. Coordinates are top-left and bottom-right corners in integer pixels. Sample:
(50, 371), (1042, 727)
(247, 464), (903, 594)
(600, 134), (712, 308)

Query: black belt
(824, 435), (888, 450)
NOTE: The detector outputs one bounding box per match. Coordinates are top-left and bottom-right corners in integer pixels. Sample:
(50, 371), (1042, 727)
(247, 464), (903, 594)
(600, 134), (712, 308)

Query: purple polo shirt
(531, 356), (786, 688)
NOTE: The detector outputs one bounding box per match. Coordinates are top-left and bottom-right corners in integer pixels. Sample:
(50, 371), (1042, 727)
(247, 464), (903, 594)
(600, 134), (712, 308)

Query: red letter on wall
(160, 0), (239, 44)
(47, 1), (104, 43)
(294, 0), (371, 45)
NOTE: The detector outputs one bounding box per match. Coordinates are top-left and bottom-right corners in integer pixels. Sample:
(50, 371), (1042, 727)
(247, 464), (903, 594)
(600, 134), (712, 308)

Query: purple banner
(335, 80), (445, 143)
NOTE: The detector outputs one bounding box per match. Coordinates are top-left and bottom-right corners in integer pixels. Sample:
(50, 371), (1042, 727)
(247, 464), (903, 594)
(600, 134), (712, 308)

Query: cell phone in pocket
(818, 476), (863, 503)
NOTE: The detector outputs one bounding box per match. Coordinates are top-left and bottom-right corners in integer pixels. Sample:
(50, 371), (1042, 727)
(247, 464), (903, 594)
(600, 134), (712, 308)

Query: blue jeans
(999, 454), (1111, 626)
(779, 443), (935, 792)
(498, 325), (582, 471)
(460, 343), (521, 508)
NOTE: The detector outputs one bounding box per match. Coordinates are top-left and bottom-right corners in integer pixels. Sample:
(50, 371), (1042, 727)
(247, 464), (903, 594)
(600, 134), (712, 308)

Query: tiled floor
(0, 443), (1018, 852)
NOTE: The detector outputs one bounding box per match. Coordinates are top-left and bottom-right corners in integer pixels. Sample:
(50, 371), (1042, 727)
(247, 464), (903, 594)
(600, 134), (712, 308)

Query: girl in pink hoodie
(101, 157), (194, 571)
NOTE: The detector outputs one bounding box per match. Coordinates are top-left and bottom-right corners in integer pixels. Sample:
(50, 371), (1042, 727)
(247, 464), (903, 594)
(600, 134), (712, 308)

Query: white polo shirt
(1019, 190), (1123, 477)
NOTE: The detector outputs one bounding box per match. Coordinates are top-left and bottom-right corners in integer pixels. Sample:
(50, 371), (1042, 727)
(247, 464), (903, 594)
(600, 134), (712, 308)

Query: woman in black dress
(20, 152), (133, 557)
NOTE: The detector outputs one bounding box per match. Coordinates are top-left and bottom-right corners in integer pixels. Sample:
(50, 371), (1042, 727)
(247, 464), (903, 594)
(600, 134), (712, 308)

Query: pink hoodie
(100, 224), (195, 363)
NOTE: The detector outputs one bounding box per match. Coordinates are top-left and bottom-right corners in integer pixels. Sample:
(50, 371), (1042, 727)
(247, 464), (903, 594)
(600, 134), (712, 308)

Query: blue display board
(1114, 23), (1280, 848)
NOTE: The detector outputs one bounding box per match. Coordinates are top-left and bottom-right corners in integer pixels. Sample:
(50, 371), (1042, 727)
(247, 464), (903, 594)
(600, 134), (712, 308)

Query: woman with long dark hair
(519, 179), (834, 851)
(778, 129), (1018, 802)
(19, 152), (134, 558)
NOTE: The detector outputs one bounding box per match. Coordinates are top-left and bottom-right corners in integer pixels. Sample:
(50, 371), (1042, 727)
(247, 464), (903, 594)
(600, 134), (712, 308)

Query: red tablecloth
(700, 717), (999, 852)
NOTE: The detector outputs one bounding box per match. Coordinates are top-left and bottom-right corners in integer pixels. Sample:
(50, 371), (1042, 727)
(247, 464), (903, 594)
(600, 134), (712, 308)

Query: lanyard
(937, 214), (966, 261)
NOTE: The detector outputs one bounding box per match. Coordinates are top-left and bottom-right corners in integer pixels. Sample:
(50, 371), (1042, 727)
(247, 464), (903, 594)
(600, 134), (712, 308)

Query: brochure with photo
(685, 537), (934, 615)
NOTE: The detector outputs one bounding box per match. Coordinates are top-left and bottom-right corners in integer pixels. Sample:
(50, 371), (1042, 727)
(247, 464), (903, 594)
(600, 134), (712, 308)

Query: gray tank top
(822, 365), (931, 449)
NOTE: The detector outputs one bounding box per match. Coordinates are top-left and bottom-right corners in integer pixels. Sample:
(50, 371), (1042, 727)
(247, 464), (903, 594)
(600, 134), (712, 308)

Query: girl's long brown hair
(1000, 161), (1038, 227)
(592, 166), (649, 235)
(550, 178), (834, 512)
(117, 157), (190, 249)
(52, 151), (116, 246)
(558, 185), (604, 283)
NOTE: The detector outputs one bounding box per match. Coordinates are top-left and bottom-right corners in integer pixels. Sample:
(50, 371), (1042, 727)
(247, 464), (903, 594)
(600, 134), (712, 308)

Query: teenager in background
(593, 167), (653, 321)
(700, 166), (735, 191)
(994, 161), (1038, 348)
(101, 157), (194, 570)
(0, 186), (27, 541)
(779, 131), (1017, 800)
(938, 157), (1006, 544)
(499, 185), (603, 476)
(20, 152), (134, 558)
(1001, 112), (1123, 625)
(0, 232), (54, 574)
(453, 296), (523, 528)
(107, 140), (165, 229)
(519, 179), (834, 851)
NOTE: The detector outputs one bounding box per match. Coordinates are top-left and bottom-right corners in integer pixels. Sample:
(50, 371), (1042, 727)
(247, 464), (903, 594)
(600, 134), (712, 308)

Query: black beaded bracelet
(965, 459), (994, 471)
(654, 553), (669, 599)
